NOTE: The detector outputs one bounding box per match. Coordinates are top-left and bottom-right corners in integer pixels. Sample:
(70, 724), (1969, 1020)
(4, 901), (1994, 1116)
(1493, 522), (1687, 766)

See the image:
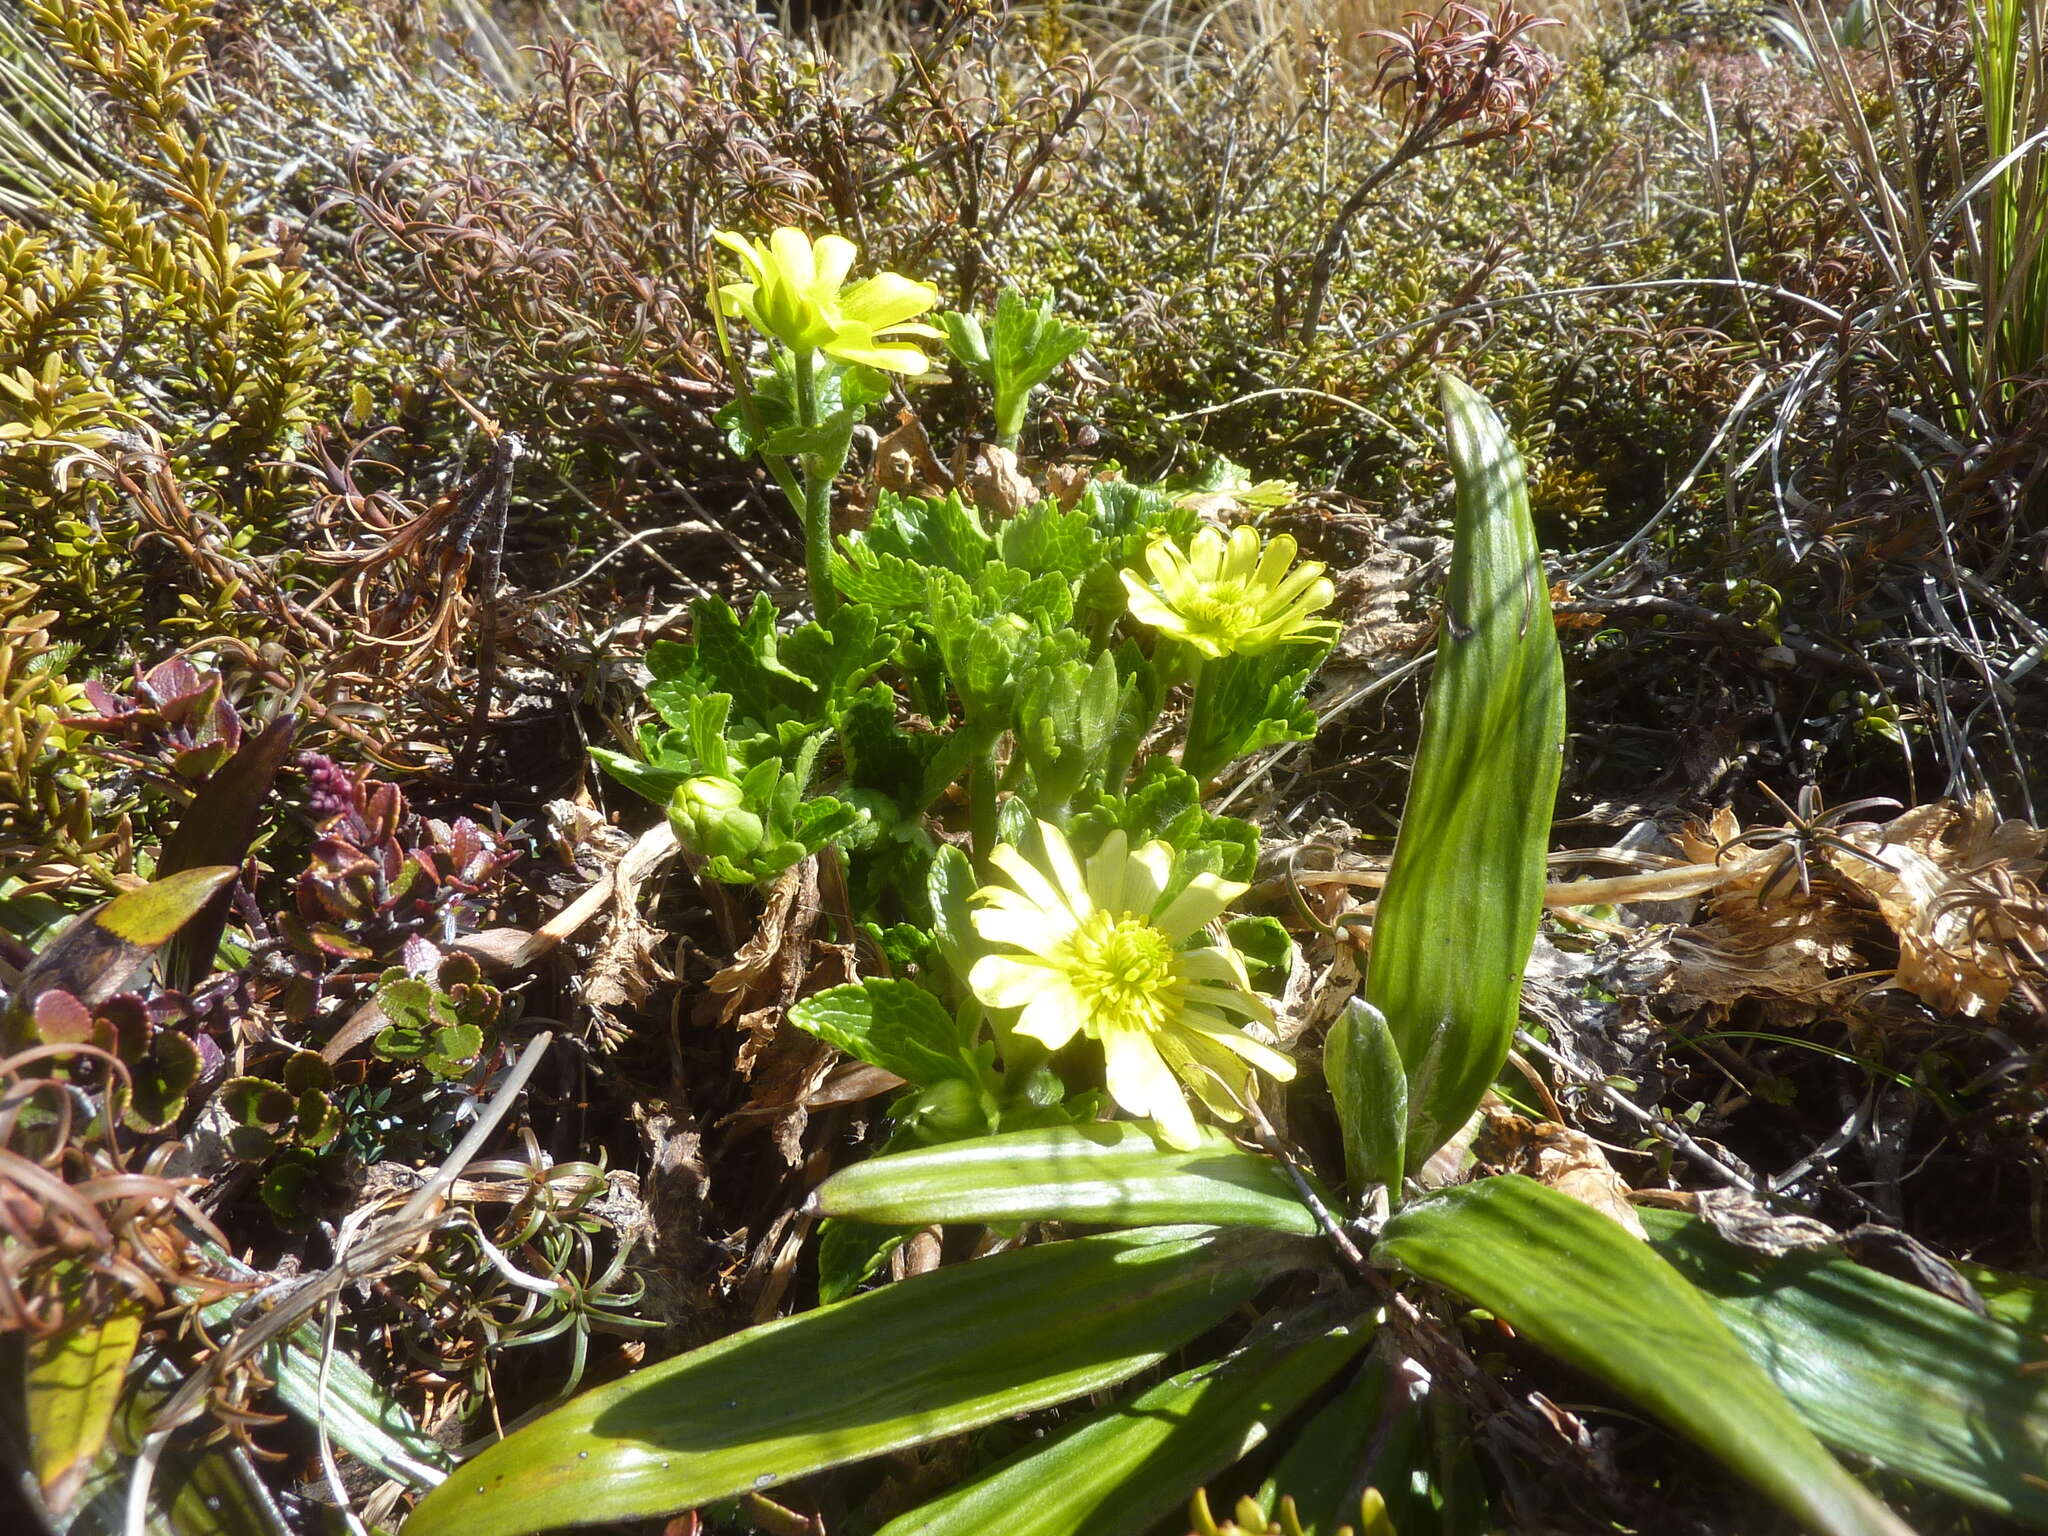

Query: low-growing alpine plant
(419, 233), (2048, 1536)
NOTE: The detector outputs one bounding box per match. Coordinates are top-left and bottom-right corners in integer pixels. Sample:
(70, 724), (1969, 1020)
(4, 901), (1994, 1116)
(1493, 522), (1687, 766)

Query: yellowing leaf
(26, 1297), (144, 1513)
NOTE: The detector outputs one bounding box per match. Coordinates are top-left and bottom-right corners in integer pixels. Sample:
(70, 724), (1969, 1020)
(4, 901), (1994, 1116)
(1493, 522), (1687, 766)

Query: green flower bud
(906, 1077), (984, 1142)
(669, 775), (765, 865)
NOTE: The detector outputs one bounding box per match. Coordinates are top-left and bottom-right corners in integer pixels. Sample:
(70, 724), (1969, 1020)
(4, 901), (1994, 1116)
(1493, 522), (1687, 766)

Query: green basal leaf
(1645, 1208), (2048, 1527)
(1258, 1349), (1427, 1536)
(1321, 998), (1406, 1199)
(927, 843), (980, 984)
(690, 593), (817, 730)
(811, 1122), (1322, 1234)
(815, 1215), (911, 1304)
(1179, 645), (1324, 786)
(1068, 759), (1258, 885)
(939, 310), (991, 378)
(780, 600), (895, 719)
(1374, 1176), (1911, 1536)
(1078, 478), (1199, 566)
(1223, 915), (1295, 989)
(788, 979), (984, 1090)
(1364, 376), (1564, 1172)
(589, 741), (692, 810)
(1958, 1260), (2048, 1331)
(403, 1225), (1317, 1536)
(1017, 651), (1121, 818)
(879, 1320), (1366, 1536)
(997, 498), (1104, 580)
(26, 1296), (143, 1512)
(846, 489), (992, 582)
(841, 685), (941, 810)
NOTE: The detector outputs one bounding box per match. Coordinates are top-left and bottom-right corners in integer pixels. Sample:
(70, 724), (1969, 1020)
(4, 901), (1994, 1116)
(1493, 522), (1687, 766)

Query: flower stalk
(711, 227), (939, 618)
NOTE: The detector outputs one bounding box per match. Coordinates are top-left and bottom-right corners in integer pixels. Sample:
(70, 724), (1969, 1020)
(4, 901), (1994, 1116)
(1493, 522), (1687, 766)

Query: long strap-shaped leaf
(878, 1321), (1369, 1536)
(26, 1299), (143, 1513)
(1361, 377), (1564, 1172)
(1374, 1177), (1913, 1536)
(403, 1225), (1316, 1536)
(811, 1122), (1321, 1235)
(1645, 1209), (2048, 1527)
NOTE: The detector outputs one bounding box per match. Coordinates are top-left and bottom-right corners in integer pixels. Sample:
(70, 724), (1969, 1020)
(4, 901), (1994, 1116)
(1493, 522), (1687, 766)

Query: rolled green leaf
(1375, 1176), (1911, 1536)
(1321, 998), (1405, 1201)
(879, 1320), (1368, 1535)
(810, 1122), (1322, 1234)
(403, 1225), (1318, 1536)
(1646, 1209), (2048, 1527)
(1363, 377), (1563, 1171)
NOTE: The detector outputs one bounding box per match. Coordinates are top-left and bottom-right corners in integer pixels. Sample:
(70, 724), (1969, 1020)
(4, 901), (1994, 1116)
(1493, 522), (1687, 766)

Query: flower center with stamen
(1180, 580), (1261, 643)
(1060, 912), (1176, 1035)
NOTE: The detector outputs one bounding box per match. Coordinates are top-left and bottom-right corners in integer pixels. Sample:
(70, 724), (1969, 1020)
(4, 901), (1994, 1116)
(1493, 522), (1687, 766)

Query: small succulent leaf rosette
(713, 227), (942, 375)
(967, 819), (1294, 1149)
(1121, 525), (1339, 660)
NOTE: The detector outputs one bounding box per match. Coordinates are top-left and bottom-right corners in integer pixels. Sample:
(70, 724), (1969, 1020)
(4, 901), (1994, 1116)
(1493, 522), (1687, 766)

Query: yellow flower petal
(1120, 525), (1340, 657)
(1016, 986), (1089, 1050)
(1177, 1007), (1296, 1081)
(839, 271), (940, 330)
(768, 227), (816, 291)
(810, 233), (857, 298)
(971, 899), (1074, 954)
(1035, 820), (1093, 917)
(988, 842), (1076, 922)
(1151, 872), (1246, 942)
(968, 953), (1056, 1009)
(1103, 1027), (1198, 1148)
(1084, 829), (1131, 914)
(821, 335), (930, 375)
(1122, 840), (1174, 918)
(1222, 525), (1261, 583)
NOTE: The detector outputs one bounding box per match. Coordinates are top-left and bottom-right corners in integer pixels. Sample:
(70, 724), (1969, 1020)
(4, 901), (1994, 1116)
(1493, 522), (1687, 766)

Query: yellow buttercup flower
(1121, 526), (1340, 659)
(967, 820), (1294, 1149)
(712, 227), (941, 375)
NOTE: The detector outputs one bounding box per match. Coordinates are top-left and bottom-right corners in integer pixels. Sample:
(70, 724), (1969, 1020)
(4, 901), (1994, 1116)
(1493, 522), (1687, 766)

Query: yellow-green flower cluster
(1122, 527), (1339, 659)
(712, 227), (940, 375)
(967, 820), (1294, 1149)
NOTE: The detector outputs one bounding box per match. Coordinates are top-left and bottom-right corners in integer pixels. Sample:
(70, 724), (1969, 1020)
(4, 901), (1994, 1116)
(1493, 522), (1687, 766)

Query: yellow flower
(967, 820), (1295, 1149)
(712, 227), (941, 375)
(1121, 526), (1340, 659)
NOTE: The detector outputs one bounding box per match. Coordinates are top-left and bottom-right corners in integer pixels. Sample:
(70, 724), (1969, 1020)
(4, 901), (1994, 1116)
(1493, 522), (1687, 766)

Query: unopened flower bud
(669, 775), (764, 865)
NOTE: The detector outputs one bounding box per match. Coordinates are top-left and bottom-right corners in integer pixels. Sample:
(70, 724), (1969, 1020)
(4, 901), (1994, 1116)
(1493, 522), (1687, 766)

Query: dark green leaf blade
(1374, 1176), (1911, 1536)
(810, 1122), (1321, 1235)
(1645, 1208), (2048, 1526)
(1365, 377), (1565, 1171)
(879, 1321), (1367, 1536)
(403, 1226), (1317, 1536)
